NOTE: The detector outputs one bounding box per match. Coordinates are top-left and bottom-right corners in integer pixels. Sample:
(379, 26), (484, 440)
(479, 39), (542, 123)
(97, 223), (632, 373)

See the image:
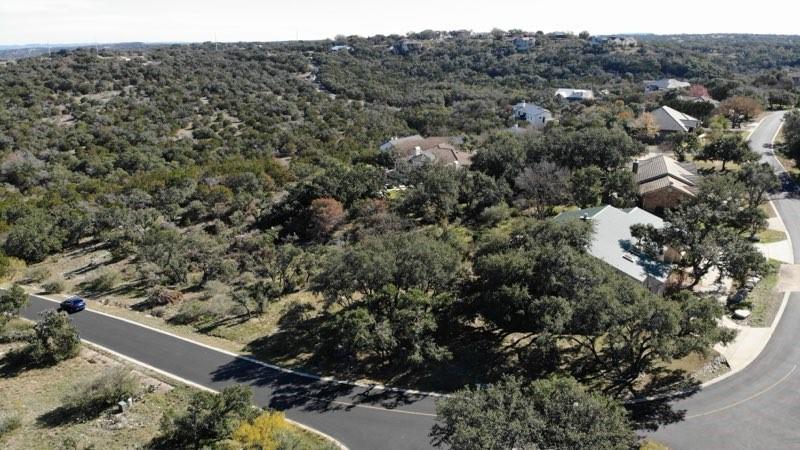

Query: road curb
(81, 340), (349, 450)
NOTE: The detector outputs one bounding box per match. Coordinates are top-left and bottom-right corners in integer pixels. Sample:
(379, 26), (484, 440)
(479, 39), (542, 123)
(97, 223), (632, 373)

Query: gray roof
(651, 106), (700, 132)
(645, 79), (691, 90)
(554, 205), (670, 284)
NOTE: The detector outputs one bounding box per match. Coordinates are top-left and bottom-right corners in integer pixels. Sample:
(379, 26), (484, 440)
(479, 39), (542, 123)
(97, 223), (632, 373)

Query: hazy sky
(2, 0), (799, 45)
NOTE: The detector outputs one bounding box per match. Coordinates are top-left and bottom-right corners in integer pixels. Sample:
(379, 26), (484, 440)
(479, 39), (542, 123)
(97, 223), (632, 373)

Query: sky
(1, 0), (799, 45)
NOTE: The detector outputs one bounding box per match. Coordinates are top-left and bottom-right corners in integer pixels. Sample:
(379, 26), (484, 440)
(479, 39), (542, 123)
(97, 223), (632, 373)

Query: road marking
(686, 364), (797, 419)
(22, 292), (446, 398)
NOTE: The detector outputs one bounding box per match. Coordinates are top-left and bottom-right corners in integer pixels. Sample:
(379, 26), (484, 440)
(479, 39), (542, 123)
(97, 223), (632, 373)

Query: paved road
(20, 297), (439, 450)
(648, 111), (800, 449)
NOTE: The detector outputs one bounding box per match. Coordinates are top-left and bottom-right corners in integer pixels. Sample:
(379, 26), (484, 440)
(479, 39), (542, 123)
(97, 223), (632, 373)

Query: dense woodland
(1, 31), (800, 447)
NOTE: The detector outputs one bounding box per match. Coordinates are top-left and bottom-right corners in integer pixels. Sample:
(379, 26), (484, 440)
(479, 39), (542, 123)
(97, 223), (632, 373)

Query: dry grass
(756, 229), (788, 244)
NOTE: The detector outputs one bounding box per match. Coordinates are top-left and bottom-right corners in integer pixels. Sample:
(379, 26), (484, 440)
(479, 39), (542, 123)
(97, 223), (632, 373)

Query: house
(512, 102), (553, 128)
(511, 36), (536, 51)
(633, 155), (699, 211)
(677, 94), (721, 107)
(644, 79), (691, 92)
(554, 205), (671, 293)
(330, 45), (353, 52)
(591, 35), (638, 47)
(555, 88), (595, 101)
(380, 135), (472, 169)
(393, 39), (425, 55)
(651, 106), (701, 133)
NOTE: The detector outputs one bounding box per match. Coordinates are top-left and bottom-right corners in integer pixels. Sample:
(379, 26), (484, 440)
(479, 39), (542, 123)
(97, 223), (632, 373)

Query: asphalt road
(647, 111), (800, 449)
(20, 297), (440, 450)
(15, 112), (798, 450)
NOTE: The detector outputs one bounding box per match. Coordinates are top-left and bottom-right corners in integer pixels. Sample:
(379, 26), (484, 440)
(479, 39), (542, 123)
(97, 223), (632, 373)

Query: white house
(555, 88), (595, 101)
(511, 36), (536, 51)
(330, 45), (353, 52)
(651, 106), (701, 133)
(644, 79), (691, 92)
(512, 102), (553, 128)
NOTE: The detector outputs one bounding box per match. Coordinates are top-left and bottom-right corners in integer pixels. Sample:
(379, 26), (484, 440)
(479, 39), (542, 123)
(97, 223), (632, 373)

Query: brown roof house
(379, 135), (472, 169)
(634, 155), (699, 212)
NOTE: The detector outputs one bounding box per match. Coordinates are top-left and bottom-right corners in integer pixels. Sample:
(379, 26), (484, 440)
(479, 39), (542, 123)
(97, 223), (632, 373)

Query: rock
(116, 400), (129, 414)
(733, 309), (752, 320)
(729, 288), (749, 305)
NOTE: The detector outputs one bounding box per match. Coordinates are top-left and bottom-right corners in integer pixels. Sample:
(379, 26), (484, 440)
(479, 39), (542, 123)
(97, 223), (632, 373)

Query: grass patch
(739, 260), (782, 327)
(640, 439), (670, 450)
(756, 228), (787, 244)
(760, 202), (777, 219)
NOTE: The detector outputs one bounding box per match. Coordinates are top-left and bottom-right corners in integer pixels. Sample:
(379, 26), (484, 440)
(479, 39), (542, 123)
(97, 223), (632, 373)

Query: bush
(61, 367), (139, 419)
(0, 284), (28, 330)
(0, 412), (22, 437)
(42, 278), (66, 294)
(24, 266), (50, 284)
(27, 310), (81, 365)
(157, 386), (258, 448)
(83, 271), (120, 293)
(169, 298), (230, 325)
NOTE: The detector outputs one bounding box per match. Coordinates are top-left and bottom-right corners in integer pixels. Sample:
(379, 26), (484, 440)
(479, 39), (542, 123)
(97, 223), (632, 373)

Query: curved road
(648, 111), (800, 449)
(19, 297), (439, 449)
(15, 112), (798, 450)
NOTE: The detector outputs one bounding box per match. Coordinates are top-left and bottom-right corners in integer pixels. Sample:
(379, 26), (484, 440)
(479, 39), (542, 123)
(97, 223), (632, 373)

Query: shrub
(61, 367), (139, 419)
(0, 412), (22, 437)
(157, 386), (258, 448)
(145, 287), (184, 308)
(0, 284), (28, 329)
(27, 310), (81, 365)
(169, 298), (230, 325)
(42, 278), (66, 294)
(231, 411), (291, 448)
(24, 266), (50, 283)
(83, 271), (120, 293)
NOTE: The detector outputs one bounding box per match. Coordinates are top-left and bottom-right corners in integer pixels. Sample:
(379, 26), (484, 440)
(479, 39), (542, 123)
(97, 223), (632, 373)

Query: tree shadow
(36, 404), (103, 427)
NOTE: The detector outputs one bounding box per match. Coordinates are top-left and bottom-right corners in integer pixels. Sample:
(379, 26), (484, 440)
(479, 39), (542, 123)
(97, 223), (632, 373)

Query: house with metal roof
(554, 205), (671, 293)
(512, 102), (553, 128)
(651, 106), (701, 133)
(634, 155), (700, 212)
(644, 78), (691, 92)
(555, 88), (595, 101)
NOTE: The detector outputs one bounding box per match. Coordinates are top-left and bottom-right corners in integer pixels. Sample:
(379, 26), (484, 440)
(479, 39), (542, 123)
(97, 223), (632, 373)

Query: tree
(309, 197), (345, 240)
(514, 161), (571, 218)
(0, 284), (28, 329)
(698, 133), (756, 170)
(737, 162), (779, 237)
(634, 112), (659, 141)
(470, 132), (526, 184)
(432, 376), (635, 450)
(158, 385), (258, 449)
(313, 231), (461, 306)
(719, 96), (763, 125)
(667, 132), (701, 162)
(27, 310), (81, 365)
(401, 164), (462, 223)
(781, 110), (800, 167)
(570, 166), (604, 208)
(4, 212), (66, 263)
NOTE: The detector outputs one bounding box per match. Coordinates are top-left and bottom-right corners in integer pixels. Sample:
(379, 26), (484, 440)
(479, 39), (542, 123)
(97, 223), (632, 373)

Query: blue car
(60, 297), (86, 313)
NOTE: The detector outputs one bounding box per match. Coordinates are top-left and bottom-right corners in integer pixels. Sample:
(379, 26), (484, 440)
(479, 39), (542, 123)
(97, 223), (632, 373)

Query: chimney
(415, 146), (422, 156)
(632, 160), (639, 173)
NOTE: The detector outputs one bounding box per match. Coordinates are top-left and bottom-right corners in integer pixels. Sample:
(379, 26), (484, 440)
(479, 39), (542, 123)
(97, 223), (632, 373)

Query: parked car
(60, 297), (86, 313)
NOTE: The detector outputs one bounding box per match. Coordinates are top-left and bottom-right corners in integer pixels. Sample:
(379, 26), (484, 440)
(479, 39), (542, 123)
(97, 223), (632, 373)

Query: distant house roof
(554, 205), (671, 286)
(555, 88), (595, 101)
(635, 155), (699, 196)
(645, 79), (691, 91)
(380, 136), (471, 168)
(651, 106), (700, 132)
(677, 94), (721, 107)
(513, 102), (549, 116)
(330, 45), (353, 52)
